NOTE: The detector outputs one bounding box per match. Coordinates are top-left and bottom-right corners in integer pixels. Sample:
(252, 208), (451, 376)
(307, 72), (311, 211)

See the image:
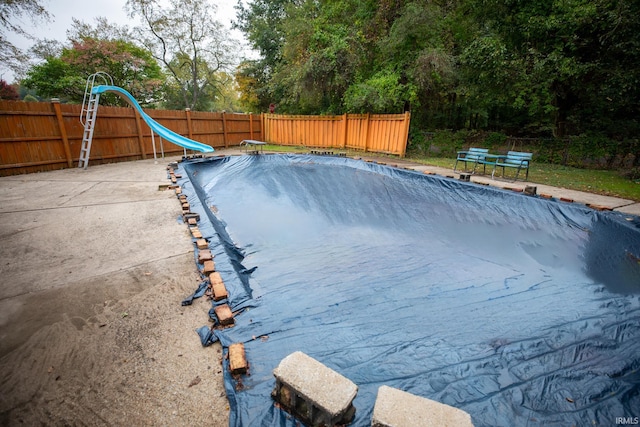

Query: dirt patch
(0, 255), (229, 426)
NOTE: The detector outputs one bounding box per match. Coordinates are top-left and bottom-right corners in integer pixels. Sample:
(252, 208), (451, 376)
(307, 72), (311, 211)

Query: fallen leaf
(188, 376), (201, 388)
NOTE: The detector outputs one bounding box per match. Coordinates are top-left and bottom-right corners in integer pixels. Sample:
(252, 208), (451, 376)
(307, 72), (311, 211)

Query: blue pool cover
(177, 154), (640, 427)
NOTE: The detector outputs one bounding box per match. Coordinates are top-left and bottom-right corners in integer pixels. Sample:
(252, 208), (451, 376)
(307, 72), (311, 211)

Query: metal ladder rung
(79, 72), (113, 169)
(78, 92), (100, 169)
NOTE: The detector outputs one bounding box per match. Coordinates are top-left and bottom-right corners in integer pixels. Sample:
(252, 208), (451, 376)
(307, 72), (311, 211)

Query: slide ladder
(79, 73), (113, 169)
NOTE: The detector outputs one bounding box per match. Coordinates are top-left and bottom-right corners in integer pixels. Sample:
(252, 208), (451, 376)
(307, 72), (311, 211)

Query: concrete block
(214, 304), (234, 326)
(209, 272), (227, 300)
(196, 238), (208, 249)
(175, 186), (182, 195)
(272, 351), (357, 426)
(372, 386), (474, 427)
(211, 281), (228, 301)
(198, 249), (212, 264)
(184, 212), (200, 221)
(587, 203), (613, 211)
(203, 260), (215, 274)
(229, 343), (248, 374)
(191, 228), (203, 239)
(209, 271), (223, 285)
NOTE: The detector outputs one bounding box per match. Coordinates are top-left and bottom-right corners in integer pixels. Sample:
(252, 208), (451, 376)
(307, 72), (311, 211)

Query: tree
(21, 19), (163, 105)
(234, 0), (299, 112)
(236, 0), (374, 114)
(0, 0), (51, 77)
(0, 79), (19, 100)
(126, 0), (238, 111)
(235, 0), (640, 140)
(235, 60), (265, 112)
(162, 54), (240, 111)
(461, 0), (640, 137)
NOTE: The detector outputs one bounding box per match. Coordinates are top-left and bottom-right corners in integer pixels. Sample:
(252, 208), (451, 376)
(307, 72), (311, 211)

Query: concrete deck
(0, 155), (229, 425)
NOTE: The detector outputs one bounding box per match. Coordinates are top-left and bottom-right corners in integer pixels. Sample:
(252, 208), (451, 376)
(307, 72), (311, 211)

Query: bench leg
(455, 160), (472, 173)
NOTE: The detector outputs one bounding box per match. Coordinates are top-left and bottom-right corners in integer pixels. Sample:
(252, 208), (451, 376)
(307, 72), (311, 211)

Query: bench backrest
(504, 151), (532, 166)
(466, 147), (489, 161)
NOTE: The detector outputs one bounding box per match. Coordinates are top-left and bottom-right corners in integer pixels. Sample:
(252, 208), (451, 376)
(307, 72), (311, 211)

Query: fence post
(400, 111), (411, 158)
(222, 112), (229, 148)
(185, 108), (194, 139)
(249, 113), (254, 140)
(51, 99), (73, 168)
(363, 113), (371, 152)
(342, 113), (348, 149)
(134, 110), (147, 159)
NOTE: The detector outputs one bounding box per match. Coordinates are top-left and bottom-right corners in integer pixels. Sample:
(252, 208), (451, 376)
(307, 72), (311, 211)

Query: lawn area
(260, 144), (640, 202)
(408, 156), (640, 201)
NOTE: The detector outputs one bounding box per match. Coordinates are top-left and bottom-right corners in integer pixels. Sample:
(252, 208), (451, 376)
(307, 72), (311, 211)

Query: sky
(4, 0), (249, 83)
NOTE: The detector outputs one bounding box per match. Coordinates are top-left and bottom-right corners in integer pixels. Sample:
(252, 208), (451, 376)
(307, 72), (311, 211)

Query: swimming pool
(179, 154), (640, 426)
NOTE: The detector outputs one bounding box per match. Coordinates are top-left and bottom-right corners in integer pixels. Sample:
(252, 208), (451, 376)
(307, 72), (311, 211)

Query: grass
(259, 144), (640, 202)
(408, 156), (640, 201)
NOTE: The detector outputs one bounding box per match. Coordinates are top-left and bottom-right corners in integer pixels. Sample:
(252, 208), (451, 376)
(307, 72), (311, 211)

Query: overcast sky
(4, 0), (248, 82)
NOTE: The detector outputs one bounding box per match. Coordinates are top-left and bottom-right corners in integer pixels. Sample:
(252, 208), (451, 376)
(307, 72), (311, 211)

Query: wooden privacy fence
(263, 112), (411, 156)
(0, 99), (262, 176)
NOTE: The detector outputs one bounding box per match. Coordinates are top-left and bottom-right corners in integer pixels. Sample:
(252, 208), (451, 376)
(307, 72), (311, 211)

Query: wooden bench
(454, 147), (492, 174)
(492, 151), (532, 181)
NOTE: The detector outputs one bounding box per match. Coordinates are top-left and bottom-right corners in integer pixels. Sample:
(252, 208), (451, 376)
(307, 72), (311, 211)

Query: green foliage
(21, 57), (82, 101)
(344, 69), (414, 113)
(483, 132), (507, 149)
(236, 0), (640, 146)
(21, 33), (163, 105)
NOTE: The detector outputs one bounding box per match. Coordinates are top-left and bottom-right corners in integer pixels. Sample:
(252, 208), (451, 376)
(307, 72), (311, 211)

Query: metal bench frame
(454, 148), (492, 174)
(491, 151), (532, 181)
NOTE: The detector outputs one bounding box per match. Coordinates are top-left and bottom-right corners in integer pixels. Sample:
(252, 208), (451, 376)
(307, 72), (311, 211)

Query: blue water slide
(92, 85), (214, 153)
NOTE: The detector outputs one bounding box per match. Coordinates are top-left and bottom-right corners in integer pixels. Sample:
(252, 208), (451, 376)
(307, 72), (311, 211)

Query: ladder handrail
(80, 72), (113, 126)
(79, 72), (113, 169)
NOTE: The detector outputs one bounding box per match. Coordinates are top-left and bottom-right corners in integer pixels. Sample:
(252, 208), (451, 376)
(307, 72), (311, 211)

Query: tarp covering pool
(177, 154), (640, 427)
